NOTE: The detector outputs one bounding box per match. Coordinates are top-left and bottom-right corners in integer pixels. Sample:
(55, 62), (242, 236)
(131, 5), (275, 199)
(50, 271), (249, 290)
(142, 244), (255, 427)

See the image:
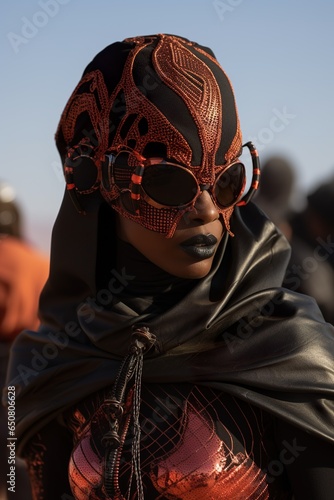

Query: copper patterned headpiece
(56, 34), (243, 236)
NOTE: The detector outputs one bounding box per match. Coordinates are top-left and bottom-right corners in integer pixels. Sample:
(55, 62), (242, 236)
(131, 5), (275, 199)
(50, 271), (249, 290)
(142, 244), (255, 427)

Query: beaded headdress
(56, 34), (242, 236)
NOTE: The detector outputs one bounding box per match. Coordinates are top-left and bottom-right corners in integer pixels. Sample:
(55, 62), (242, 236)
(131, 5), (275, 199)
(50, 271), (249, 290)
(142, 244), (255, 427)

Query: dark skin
(116, 190), (224, 279)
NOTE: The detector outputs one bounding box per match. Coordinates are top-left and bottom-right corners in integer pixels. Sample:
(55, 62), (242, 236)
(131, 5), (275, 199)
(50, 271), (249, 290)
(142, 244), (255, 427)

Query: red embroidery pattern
(55, 35), (243, 236)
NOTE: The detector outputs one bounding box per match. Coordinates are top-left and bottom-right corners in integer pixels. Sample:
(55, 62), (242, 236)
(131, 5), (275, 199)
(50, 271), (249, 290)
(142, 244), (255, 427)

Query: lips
(180, 233), (218, 259)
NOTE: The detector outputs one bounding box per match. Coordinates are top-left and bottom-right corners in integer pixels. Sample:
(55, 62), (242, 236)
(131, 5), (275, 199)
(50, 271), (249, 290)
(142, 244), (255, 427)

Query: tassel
(102, 326), (156, 498)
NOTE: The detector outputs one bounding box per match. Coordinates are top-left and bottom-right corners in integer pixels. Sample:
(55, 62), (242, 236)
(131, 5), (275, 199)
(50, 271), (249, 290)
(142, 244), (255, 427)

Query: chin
(174, 260), (213, 279)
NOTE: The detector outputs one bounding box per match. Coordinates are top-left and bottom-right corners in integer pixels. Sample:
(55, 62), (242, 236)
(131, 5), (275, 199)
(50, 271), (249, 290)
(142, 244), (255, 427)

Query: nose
(186, 190), (219, 225)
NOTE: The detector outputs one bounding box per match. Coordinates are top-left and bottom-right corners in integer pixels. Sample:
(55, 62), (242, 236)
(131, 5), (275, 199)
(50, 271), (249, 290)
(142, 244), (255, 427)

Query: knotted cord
(102, 326), (156, 498)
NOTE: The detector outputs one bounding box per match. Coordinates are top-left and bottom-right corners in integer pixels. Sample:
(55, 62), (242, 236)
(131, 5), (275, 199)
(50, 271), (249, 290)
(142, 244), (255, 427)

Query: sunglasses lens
(214, 162), (246, 207)
(142, 164), (198, 206)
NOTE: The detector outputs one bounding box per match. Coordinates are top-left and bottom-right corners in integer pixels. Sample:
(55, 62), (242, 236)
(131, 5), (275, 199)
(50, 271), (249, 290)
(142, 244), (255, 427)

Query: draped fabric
(5, 202), (334, 457)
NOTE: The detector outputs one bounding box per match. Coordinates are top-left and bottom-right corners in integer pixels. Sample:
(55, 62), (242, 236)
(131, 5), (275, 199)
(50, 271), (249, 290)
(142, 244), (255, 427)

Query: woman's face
(116, 187), (224, 279)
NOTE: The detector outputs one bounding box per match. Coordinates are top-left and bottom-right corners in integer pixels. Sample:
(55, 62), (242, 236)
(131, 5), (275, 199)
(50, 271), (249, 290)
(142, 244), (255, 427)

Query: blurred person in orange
(0, 182), (49, 500)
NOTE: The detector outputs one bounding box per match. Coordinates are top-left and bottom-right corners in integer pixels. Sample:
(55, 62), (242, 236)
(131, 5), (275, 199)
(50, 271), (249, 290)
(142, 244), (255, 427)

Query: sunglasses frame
(236, 141), (260, 206)
(63, 140), (260, 216)
(126, 141), (260, 214)
(64, 142), (99, 214)
(136, 160), (246, 211)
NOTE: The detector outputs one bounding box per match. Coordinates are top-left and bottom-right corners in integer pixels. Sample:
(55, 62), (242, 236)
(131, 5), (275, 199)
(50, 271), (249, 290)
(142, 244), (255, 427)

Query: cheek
(118, 225), (176, 274)
(116, 214), (166, 254)
(116, 214), (137, 243)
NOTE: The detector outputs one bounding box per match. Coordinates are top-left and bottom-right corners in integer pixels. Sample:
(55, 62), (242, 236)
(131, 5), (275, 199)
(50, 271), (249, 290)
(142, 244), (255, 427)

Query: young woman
(6, 34), (334, 499)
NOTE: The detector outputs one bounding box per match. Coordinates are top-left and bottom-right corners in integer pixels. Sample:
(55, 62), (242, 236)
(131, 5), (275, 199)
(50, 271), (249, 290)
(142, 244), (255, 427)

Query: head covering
(56, 34), (242, 236)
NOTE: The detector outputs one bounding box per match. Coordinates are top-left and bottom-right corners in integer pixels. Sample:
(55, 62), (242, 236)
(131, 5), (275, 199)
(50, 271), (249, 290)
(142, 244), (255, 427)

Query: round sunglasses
(64, 141), (260, 215)
(109, 141), (260, 215)
(132, 159), (246, 210)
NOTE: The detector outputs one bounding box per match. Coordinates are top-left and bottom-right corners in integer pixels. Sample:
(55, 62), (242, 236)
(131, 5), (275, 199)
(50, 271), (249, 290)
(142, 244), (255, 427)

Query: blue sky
(1, 0), (334, 251)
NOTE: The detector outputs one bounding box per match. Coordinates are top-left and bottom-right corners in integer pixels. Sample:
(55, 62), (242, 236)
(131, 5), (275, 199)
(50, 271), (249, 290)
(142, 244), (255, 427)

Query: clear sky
(1, 0), (334, 251)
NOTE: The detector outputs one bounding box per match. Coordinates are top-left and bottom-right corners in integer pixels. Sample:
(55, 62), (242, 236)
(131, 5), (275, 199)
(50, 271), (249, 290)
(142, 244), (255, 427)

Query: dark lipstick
(180, 234), (218, 259)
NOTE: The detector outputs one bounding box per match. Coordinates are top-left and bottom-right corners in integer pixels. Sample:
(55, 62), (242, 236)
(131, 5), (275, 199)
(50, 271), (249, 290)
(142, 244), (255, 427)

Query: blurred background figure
(0, 181), (49, 500)
(253, 155), (297, 241)
(284, 175), (334, 325)
(254, 156), (334, 325)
